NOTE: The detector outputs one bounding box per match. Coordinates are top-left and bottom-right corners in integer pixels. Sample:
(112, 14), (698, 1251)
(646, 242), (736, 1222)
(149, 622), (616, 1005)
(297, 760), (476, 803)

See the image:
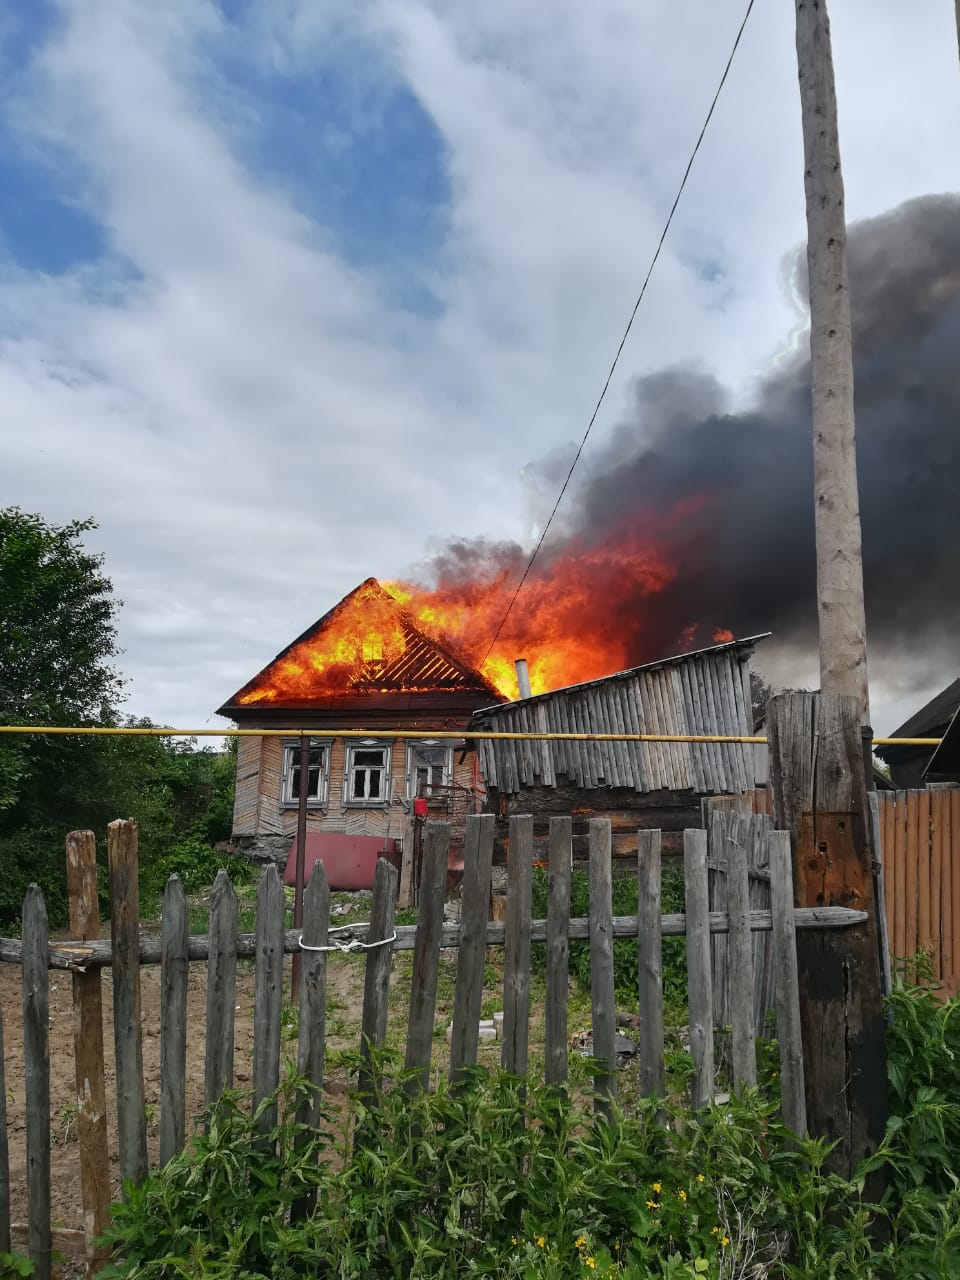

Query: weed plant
(85, 970), (960, 1280)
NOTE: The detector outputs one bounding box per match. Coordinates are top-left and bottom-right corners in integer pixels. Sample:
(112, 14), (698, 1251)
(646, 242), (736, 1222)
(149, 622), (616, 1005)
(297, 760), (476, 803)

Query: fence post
(501, 815), (533, 1078)
(65, 831), (110, 1274)
(0, 1003), (7, 1254)
(767, 691), (887, 1176)
(357, 857), (398, 1103)
(0, 1008), (8, 1258)
(23, 885), (51, 1280)
(636, 830), (664, 1098)
(450, 815), (495, 1082)
(768, 831), (806, 1134)
(725, 828), (756, 1091)
(293, 860), (330, 1219)
(204, 870), (238, 1105)
(589, 819), (616, 1115)
(404, 822), (449, 1093)
(252, 864), (284, 1141)
(684, 829), (714, 1110)
(108, 819), (148, 1189)
(544, 817), (572, 1087)
(159, 875), (189, 1165)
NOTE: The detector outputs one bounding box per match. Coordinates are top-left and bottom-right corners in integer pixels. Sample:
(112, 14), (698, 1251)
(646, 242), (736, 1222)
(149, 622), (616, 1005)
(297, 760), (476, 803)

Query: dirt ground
(0, 926), (369, 1274)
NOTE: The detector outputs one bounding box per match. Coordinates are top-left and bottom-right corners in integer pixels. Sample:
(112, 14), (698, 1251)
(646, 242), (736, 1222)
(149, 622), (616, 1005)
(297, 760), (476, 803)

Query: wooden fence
(877, 789), (960, 993)
(0, 814), (868, 1278)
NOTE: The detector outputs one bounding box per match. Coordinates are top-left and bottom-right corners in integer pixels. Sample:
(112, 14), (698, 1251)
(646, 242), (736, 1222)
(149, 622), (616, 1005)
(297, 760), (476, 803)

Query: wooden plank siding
(469, 638), (764, 800)
(232, 734), (262, 835)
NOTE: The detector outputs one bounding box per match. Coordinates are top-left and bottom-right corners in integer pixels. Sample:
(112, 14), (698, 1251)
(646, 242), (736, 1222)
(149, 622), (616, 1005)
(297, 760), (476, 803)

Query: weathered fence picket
(726, 830), (757, 1091)
(636, 829), (664, 1098)
(404, 822), (449, 1092)
(501, 814), (533, 1077)
(296, 863), (330, 1130)
(252, 864), (284, 1139)
(293, 862), (330, 1219)
(749, 814), (775, 1035)
(544, 817), (571, 1087)
(356, 857), (397, 1103)
(160, 875), (189, 1166)
(2, 808), (878, 1277)
(23, 885), (51, 1280)
(769, 830), (806, 1135)
(449, 814), (495, 1081)
(589, 819), (616, 1113)
(684, 829), (715, 1109)
(108, 819), (148, 1189)
(204, 870), (238, 1105)
(0, 1007), (8, 1258)
(65, 829), (110, 1272)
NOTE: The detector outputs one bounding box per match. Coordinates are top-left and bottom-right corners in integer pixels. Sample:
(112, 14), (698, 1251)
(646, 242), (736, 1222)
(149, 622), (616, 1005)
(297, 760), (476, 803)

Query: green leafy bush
(96, 979), (960, 1280)
(94, 1057), (880, 1280)
(138, 827), (252, 906)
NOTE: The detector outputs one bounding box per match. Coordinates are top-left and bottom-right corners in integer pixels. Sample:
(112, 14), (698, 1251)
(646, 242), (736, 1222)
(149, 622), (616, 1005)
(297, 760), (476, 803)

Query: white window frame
(406, 740), (454, 801)
(280, 738), (331, 810)
(344, 739), (392, 808)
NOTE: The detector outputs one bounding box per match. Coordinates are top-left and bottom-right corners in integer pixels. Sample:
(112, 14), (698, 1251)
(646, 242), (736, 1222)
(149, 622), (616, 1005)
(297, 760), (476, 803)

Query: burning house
(216, 579), (503, 889)
(468, 635), (768, 863)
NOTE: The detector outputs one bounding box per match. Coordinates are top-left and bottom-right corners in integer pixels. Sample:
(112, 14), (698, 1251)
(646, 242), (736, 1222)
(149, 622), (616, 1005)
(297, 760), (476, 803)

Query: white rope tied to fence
(298, 923), (398, 954)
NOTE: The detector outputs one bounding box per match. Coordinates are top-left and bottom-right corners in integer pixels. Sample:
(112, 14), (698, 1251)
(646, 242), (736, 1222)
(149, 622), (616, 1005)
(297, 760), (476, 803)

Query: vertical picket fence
(877, 788), (960, 993)
(0, 811), (872, 1276)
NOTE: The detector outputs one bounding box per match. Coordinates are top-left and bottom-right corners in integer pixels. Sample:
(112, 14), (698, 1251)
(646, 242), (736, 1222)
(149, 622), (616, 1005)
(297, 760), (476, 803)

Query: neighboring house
(468, 634), (769, 863)
(216, 579), (502, 884)
(875, 679), (960, 789)
(923, 705), (960, 784)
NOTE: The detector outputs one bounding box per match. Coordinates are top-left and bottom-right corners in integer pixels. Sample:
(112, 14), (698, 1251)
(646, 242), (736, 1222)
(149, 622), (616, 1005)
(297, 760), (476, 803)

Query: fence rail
(0, 813), (867, 1278)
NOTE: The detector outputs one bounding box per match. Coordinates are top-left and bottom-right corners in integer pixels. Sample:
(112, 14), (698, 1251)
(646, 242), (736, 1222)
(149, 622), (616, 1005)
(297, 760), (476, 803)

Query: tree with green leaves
(0, 508), (126, 919)
(0, 508), (240, 925)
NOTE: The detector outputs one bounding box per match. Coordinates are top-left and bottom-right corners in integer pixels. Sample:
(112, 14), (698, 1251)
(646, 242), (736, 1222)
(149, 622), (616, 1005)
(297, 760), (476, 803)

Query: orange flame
(237, 582), (410, 705)
(233, 502), (735, 706)
(386, 504), (733, 698)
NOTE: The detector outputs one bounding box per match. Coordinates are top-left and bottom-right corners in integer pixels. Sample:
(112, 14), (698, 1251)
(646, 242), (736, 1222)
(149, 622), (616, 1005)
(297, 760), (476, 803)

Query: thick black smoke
(425, 195), (960, 699)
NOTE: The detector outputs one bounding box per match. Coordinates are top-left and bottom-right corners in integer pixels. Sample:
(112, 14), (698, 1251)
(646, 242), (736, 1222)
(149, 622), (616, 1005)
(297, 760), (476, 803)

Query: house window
(346, 741), (391, 805)
(281, 739), (329, 808)
(407, 741), (453, 799)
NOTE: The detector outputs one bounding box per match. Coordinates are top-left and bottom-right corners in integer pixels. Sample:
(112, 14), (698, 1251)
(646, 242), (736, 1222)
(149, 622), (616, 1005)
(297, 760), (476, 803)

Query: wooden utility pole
(791, 1), (887, 1178)
(795, 0), (869, 720)
(768, 693), (887, 1177)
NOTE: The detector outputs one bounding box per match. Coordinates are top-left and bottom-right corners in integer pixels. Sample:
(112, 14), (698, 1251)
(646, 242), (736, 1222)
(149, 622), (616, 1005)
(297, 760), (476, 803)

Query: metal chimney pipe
(514, 658), (532, 700)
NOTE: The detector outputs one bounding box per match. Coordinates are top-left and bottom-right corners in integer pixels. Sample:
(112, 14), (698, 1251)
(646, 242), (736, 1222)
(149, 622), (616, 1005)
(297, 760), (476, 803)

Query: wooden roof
(217, 578), (501, 724)
(469, 634), (768, 796)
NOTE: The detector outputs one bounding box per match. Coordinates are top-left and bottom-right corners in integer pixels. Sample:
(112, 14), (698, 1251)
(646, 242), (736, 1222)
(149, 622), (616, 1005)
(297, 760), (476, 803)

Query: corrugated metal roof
(469, 635), (767, 796)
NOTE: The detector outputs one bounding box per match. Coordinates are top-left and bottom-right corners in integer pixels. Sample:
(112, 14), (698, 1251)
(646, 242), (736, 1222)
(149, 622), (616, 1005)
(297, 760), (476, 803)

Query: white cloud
(1, 0), (957, 732)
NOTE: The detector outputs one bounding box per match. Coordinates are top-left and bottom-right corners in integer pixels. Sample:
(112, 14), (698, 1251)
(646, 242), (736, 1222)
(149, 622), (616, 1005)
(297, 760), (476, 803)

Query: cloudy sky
(2, 0), (957, 735)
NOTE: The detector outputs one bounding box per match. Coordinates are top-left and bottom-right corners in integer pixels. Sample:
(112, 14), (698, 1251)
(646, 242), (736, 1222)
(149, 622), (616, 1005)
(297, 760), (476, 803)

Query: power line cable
(480, 0), (756, 668)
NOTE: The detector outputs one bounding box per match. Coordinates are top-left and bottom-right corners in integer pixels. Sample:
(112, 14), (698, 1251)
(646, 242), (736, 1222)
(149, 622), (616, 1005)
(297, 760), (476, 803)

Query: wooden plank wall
(878, 789), (960, 995)
(473, 649), (758, 798)
(232, 734), (262, 835)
